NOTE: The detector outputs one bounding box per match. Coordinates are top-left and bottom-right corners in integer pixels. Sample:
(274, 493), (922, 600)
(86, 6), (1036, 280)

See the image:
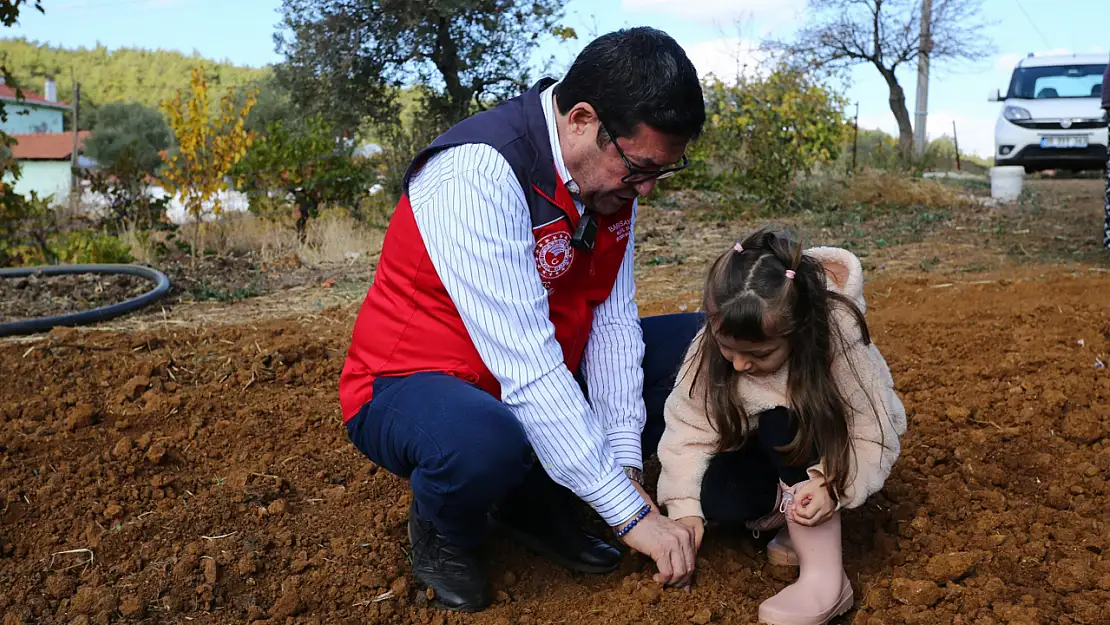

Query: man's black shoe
(491, 507), (622, 574)
(407, 502), (491, 612)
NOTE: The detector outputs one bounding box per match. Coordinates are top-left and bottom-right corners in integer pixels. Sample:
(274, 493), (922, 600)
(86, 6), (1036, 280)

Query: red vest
(338, 81), (634, 421)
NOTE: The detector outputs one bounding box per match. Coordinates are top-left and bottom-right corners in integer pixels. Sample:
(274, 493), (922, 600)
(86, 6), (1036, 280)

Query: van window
(1006, 64), (1105, 99)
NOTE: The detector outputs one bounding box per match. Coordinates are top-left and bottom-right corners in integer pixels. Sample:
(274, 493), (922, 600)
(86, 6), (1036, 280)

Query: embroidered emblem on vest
(608, 218), (632, 242)
(534, 231), (575, 283)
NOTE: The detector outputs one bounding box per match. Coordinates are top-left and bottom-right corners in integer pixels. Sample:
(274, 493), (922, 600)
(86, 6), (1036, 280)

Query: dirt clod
(890, 579), (943, 607)
(118, 595), (145, 619)
(43, 575), (74, 599)
(203, 558), (217, 585)
(66, 403), (98, 431)
(1048, 559), (1093, 592)
(121, 376), (150, 402)
(111, 437), (133, 457)
(690, 607), (713, 624)
(925, 551), (983, 582)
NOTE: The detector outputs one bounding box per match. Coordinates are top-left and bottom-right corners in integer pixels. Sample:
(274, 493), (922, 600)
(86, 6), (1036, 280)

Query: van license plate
(1041, 135), (1089, 149)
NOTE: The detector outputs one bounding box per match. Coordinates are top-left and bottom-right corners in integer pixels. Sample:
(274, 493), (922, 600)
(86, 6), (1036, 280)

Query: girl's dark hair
(689, 227), (871, 499)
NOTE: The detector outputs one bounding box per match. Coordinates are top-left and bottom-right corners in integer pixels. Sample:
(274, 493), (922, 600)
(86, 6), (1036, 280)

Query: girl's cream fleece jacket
(656, 246), (907, 521)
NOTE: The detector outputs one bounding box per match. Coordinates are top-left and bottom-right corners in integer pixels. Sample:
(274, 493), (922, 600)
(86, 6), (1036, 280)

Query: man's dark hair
(554, 27), (705, 143)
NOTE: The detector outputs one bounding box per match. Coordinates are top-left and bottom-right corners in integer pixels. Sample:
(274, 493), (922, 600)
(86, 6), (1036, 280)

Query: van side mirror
(988, 88), (1002, 102)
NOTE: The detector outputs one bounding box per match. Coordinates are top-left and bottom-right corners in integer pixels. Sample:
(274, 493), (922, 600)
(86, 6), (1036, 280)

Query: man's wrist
(614, 503), (652, 538)
(623, 466), (644, 486)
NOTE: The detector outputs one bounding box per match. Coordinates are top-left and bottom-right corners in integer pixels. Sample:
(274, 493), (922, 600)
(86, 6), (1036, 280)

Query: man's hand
(617, 509), (697, 588)
(790, 479), (836, 527)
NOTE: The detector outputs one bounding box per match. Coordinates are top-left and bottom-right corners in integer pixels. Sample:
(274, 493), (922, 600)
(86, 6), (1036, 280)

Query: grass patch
(191, 283), (259, 302)
(187, 208), (384, 266)
(647, 254), (688, 266)
(837, 169), (971, 211)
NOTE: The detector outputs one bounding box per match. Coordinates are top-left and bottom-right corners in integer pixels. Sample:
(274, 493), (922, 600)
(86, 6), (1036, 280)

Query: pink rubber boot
(757, 482), (854, 625)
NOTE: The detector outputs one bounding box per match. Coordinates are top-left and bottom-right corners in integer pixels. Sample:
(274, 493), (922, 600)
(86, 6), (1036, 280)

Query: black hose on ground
(0, 264), (172, 337)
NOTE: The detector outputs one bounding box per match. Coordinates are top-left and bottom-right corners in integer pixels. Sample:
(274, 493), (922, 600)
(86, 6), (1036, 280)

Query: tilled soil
(0, 273), (151, 323)
(2, 265), (1109, 624)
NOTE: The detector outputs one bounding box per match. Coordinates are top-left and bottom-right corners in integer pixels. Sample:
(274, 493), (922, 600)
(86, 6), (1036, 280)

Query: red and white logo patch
(534, 231), (574, 282)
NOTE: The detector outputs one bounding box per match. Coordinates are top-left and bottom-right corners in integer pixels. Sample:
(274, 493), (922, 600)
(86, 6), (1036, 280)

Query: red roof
(0, 84), (71, 109)
(10, 131), (91, 160)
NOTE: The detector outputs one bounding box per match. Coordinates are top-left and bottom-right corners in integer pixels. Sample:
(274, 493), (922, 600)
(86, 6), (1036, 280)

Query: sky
(8, 0), (1110, 157)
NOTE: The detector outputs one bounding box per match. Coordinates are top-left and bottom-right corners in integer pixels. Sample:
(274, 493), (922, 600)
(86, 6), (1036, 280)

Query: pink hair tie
(784, 270), (796, 280)
(733, 242), (743, 253)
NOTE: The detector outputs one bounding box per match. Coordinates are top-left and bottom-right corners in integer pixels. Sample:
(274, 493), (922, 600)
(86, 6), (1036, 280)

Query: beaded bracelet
(615, 504), (652, 538)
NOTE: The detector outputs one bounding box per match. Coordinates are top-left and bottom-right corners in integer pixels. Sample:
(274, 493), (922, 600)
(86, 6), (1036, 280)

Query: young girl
(656, 228), (906, 625)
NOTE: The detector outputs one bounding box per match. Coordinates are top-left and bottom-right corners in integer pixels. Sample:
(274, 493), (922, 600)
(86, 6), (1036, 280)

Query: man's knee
(436, 408), (531, 495)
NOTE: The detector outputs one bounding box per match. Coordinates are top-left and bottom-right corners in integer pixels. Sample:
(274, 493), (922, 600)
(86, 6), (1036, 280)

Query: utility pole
(70, 68), (80, 215)
(913, 0), (933, 159)
(952, 120), (961, 171)
(850, 102), (859, 175)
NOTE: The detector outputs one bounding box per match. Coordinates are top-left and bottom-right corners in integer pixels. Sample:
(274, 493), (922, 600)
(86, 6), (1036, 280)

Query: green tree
(234, 114), (377, 239)
(0, 0), (40, 26)
(84, 102), (174, 173)
(274, 0), (569, 133)
(670, 64), (850, 210)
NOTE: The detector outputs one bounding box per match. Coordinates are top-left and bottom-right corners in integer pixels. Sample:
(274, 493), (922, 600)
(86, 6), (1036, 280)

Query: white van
(990, 53), (1108, 172)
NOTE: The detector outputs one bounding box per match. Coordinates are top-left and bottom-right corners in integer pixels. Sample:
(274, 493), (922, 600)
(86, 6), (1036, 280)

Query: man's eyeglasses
(600, 120), (690, 185)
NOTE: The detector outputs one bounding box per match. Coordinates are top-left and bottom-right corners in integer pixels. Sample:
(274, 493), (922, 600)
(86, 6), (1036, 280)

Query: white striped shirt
(407, 85), (648, 527)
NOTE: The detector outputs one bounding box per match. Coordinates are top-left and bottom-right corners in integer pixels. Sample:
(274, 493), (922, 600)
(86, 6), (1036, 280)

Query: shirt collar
(540, 81), (583, 205)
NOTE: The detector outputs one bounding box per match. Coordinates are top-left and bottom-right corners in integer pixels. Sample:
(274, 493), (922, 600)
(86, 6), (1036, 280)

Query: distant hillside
(0, 38), (270, 125)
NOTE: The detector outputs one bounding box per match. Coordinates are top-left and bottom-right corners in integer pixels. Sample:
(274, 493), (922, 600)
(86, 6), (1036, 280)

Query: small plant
(190, 282), (258, 302)
(647, 254), (688, 266)
(54, 231), (134, 265)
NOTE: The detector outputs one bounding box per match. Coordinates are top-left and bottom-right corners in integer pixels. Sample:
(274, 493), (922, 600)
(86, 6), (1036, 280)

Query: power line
(1012, 0), (1052, 50)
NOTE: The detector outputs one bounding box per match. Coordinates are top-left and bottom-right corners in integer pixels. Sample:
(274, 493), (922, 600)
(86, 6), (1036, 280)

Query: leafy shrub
(234, 114), (379, 237)
(54, 231), (134, 265)
(666, 64), (851, 214)
(0, 189), (59, 267)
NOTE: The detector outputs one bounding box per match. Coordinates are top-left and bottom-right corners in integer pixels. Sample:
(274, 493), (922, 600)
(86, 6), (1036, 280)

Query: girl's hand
(675, 516), (705, 552)
(790, 479), (836, 527)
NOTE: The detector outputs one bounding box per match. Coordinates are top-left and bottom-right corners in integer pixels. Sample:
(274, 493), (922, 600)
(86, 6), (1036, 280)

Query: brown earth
(2, 179), (1109, 624)
(0, 273), (151, 323)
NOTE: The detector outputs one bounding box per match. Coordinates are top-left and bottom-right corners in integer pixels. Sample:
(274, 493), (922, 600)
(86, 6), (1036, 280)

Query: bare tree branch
(763, 0), (992, 161)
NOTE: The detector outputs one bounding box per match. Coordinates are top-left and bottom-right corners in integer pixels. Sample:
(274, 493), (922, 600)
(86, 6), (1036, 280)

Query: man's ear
(565, 102), (599, 137)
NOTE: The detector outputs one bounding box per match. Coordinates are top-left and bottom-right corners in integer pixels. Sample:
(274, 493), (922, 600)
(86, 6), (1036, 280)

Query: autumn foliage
(159, 64), (257, 224)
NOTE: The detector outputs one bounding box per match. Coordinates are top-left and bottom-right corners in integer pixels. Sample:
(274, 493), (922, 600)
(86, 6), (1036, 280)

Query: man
(339, 27), (706, 611)
(1102, 59), (1109, 249)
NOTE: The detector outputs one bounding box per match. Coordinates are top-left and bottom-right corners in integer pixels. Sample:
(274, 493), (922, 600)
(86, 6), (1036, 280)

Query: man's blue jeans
(345, 313), (705, 547)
